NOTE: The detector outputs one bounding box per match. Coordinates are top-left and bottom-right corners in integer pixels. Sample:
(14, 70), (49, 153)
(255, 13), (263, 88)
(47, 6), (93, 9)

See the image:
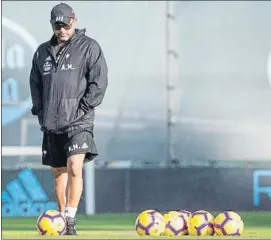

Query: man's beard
(55, 30), (75, 45)
(57, 35), (70, 45)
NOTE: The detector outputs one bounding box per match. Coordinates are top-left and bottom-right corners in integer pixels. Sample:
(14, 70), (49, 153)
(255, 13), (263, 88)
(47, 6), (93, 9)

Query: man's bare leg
(52, 167), (68, 214)
(64, 154), (85, 218)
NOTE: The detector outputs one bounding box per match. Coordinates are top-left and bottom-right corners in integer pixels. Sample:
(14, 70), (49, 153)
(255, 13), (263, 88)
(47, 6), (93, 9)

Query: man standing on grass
(29, 2), (108, 235)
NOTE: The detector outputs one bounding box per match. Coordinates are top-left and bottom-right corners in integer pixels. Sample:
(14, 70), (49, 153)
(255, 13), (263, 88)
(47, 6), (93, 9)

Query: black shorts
(42, 128), (98, 168)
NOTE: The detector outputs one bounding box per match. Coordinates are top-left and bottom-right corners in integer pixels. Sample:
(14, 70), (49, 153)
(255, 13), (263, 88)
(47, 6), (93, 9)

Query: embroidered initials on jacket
(60, 53), (75, 71)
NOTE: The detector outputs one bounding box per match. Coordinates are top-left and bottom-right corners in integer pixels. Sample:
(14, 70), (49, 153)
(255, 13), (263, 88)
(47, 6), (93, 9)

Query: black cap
(50, 3), (75, 25)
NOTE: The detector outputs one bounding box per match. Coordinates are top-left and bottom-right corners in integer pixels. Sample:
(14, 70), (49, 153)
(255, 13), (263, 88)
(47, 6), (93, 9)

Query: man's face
(52, 18), (77, 43)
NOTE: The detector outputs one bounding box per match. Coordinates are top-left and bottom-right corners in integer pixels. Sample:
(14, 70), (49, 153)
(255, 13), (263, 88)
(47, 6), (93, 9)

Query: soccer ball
(178, 210), (191, 235)
(163, 211), (187, 236)
(37, 210), (66, 236)
(135, 209), (165, 236)
(188, 210), (214, 236)
(214, 211), (244, 236)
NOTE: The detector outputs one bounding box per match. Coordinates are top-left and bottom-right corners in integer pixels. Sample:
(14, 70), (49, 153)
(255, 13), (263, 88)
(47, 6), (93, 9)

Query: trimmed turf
(2, 212), (271, 239)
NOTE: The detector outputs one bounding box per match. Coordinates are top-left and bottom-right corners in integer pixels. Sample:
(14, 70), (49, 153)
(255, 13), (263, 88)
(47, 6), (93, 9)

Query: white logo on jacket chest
(60, 53), (74, 70)
(61, 63), (75, 71)
(43, 61), (52, 72)
(43, 56), (52, 75)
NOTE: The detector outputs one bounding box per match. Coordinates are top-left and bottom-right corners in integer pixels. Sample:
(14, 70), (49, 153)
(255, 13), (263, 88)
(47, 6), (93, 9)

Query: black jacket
(29, 29), (108, 134)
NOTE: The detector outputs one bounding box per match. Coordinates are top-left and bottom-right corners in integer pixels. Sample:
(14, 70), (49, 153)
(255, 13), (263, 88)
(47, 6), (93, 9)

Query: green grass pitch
(2, 212), (271, 239)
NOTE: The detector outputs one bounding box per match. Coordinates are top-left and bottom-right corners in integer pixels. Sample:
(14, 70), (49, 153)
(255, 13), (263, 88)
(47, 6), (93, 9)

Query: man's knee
(52, 167), (67, 178)
(67, 154), (85, 177)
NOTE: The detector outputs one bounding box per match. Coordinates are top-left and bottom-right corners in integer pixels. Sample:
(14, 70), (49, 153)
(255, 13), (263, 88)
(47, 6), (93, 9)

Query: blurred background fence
(2, 1), (271, 217)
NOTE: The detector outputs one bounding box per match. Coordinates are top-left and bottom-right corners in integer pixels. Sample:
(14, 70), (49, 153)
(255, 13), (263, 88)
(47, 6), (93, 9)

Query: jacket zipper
(46, 37), (76, 132)
(55, 42), (74, 132)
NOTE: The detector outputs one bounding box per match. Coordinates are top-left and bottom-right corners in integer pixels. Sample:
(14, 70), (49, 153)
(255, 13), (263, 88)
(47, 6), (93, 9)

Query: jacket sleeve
(29, 51), (43, 123)
(80, 41), (108, 112)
